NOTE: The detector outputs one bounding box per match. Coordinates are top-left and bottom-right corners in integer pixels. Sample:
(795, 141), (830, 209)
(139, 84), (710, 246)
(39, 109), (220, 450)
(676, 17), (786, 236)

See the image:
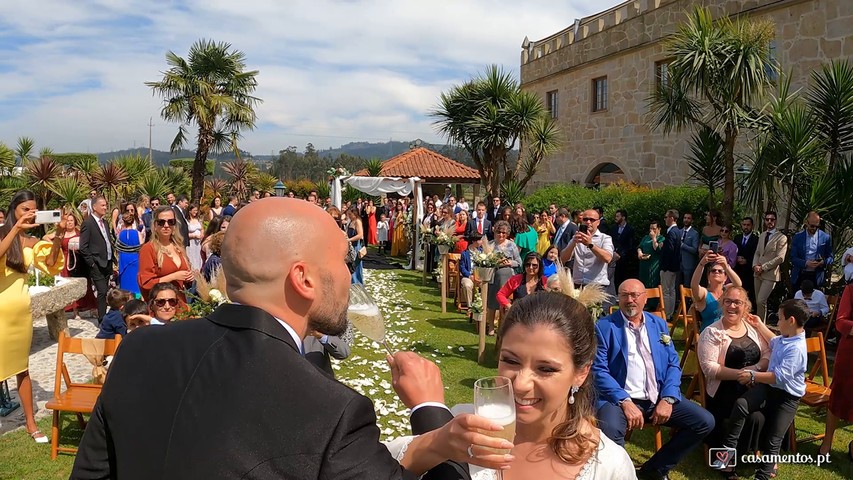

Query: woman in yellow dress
(0, 191), (65, 443)
(390, 202), (409, 257)
(533, 210), (554, 255)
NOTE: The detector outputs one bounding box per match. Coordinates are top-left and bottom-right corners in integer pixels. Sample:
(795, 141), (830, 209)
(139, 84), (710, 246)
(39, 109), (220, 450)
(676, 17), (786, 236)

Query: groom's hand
(388, 352), (445, 408)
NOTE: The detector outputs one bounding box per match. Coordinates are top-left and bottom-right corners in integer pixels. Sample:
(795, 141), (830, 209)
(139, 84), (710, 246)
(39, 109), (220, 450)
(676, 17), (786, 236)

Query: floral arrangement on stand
(549, 266), (610, 319)
(469, 289), (484, 322)
(431, 223), (459, 252)
(176, 268), (229, 320)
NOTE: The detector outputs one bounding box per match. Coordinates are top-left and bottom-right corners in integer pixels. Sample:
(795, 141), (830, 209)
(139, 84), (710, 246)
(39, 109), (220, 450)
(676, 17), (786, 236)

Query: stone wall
(520, 0), (853, 189)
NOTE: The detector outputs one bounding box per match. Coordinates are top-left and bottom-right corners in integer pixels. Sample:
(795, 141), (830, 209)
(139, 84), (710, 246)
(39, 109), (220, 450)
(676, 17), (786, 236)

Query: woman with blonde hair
(137, 206), (193, 304)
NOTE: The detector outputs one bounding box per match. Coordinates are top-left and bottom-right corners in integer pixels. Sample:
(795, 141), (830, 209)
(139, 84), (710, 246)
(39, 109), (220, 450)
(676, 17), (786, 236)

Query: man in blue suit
(595, 279), (714, 480)
(791, 211), (833, 290)
(679, 213), (700, 287)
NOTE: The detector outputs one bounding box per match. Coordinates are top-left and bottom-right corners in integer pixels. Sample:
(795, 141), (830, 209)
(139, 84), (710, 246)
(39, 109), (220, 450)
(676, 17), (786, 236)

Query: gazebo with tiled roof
(354, 147), (480, 184)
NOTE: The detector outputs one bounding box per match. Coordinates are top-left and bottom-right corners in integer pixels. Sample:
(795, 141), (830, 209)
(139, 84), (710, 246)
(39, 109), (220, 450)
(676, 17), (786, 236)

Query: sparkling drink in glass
(474, 376), (516, 453)
(348, 283), (393, 355)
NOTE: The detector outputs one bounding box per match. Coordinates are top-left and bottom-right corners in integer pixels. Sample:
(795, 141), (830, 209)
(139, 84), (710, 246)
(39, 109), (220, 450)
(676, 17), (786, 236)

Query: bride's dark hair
(498, 291), (598, 464)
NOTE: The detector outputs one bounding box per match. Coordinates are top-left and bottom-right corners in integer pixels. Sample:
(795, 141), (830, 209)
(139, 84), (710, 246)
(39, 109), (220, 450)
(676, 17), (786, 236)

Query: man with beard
(72, 198), (493, 479)
(594, 279), (714, 480)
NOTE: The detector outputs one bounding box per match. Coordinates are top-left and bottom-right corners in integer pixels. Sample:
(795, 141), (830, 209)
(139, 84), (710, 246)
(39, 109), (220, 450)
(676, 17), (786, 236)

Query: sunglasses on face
(581, 217), (599, 223)
(709, 268), (726, 274)
(155, 298), (178, 307)
(156, 218), (177, 227)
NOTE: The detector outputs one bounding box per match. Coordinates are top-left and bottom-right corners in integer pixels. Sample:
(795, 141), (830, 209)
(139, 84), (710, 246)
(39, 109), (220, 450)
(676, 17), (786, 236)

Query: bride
(389, 289), (636, 479)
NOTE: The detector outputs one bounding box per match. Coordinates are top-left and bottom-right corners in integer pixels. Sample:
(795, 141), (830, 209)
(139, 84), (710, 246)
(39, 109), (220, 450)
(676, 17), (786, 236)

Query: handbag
(358, 246), (368, 258)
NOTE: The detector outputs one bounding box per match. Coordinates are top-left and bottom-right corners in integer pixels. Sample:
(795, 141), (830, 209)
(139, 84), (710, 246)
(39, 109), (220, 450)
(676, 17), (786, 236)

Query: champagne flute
(348, 283), (394, 355)
(474, 376), (516, 479)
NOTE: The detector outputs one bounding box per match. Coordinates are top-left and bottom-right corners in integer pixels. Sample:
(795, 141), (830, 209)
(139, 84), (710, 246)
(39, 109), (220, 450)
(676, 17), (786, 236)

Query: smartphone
(34, 210), (62, 225)
(708, 240), (719, 253)
(578, 224), (588, 233)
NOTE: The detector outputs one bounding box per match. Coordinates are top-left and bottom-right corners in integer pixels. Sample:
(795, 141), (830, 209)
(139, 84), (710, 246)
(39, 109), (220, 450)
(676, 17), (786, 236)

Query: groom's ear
(287, 262), (316, 302)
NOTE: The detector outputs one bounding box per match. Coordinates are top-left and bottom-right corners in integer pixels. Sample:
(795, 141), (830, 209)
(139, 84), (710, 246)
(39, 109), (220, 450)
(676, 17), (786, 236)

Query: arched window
(585, 163), (625, 188)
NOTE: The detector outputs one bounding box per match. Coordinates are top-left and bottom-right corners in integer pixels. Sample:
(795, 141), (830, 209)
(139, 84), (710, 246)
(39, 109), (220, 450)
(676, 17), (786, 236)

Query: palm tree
(222, 159), (252, 201)
(50, 177), (89, 211)
(89, 162), (129, 203)
(205, 178), (228, 198)
(25, 156), (63, 208)
(365, 158), (383, 177)
(0, 142), (14, 172)
(250, 172), (277, 194)
(807, 59), (853, 169)
(649, 7), (775, 223)
(114, 153), (155, 197)
(136, 171), (170, 201)
(432, 65), (560, 197)
(14, 137), (35, 167)
(685, 127), (725, 209)
(146, 39), (261, 206)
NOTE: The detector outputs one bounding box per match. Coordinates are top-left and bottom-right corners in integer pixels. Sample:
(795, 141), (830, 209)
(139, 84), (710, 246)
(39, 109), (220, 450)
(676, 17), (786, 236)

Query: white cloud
(0, 0), (623, 155)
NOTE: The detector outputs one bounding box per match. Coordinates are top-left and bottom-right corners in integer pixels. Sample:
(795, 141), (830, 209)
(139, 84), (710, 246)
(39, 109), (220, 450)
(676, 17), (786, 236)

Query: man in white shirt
(794, 279), (830, 328)
(455, 197), (469, 215)
(559, 209), (614, 288)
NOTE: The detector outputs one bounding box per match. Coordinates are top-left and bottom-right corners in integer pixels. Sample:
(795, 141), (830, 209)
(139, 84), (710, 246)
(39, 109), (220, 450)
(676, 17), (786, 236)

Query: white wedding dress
(384, 427), (636, 480)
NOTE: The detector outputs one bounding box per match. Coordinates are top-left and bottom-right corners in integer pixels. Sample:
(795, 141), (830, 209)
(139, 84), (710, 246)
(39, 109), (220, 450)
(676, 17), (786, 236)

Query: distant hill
(97, 148), (253, 167)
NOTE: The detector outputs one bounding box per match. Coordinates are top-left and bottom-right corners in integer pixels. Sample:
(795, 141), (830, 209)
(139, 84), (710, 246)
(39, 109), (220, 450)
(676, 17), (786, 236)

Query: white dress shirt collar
(275, 318), (305, 355)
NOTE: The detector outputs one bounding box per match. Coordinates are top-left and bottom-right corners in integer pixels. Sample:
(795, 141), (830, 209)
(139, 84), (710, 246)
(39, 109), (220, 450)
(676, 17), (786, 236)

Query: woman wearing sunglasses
(691, 250), (743, 332)
(125, 283), (181, 331)
(495, 252), (547, 312)
(137, 206), (193, 305)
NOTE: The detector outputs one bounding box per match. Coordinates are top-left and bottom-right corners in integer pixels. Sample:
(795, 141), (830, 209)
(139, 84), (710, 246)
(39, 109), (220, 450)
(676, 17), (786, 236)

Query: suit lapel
(611, 313), (629, 365)
(643, 313), (662, 382)
(207, 304), (301, 354)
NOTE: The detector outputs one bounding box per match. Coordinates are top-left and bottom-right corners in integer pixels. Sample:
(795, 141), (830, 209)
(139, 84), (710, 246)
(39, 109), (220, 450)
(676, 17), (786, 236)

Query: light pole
(273, 181), (287, 198)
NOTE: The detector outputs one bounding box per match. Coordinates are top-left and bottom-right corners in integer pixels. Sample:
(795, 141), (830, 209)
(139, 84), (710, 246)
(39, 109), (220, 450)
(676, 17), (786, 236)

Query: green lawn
(2, 258), (851, 479)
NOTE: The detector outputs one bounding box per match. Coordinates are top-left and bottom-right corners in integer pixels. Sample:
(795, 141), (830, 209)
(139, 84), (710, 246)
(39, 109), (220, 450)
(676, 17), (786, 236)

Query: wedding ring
(467, 444), (475, 458)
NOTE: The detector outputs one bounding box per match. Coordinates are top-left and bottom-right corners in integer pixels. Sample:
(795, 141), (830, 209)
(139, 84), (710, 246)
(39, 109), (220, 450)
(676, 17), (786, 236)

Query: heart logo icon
(715, 450), (731, 464)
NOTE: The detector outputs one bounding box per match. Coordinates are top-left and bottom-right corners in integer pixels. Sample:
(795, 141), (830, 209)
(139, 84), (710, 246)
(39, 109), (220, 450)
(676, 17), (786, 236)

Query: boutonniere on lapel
(660, 333), (672, 346)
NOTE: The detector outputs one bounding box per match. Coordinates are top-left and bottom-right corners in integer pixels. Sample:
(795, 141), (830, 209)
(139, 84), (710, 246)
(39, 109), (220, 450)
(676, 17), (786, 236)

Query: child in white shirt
(376, 213), (390, 254)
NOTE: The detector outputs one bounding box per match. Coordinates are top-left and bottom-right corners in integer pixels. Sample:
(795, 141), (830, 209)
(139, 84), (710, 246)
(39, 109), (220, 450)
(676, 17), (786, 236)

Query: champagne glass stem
(381, 340), (394, 356)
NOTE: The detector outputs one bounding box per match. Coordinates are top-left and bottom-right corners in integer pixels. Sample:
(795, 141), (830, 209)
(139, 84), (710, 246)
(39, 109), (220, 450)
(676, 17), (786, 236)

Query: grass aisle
(1, 267), (851, 479)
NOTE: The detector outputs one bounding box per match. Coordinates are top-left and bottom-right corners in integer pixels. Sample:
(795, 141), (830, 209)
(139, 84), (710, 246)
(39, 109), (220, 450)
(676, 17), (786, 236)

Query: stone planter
(475, 267), (495, 283)
(30, 277), (88, 341)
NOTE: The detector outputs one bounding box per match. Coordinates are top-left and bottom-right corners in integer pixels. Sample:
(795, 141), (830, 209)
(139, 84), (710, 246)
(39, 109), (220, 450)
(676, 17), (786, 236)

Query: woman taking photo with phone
(0, 191), (65, 443)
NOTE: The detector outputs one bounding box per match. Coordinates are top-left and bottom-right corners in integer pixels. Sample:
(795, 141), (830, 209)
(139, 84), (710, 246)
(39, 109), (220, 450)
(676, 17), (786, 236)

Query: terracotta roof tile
(354, 148), (480, 181)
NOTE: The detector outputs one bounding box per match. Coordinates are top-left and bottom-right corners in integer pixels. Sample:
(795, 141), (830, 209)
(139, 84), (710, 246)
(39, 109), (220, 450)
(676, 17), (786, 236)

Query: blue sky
(0, 0), (622, 156)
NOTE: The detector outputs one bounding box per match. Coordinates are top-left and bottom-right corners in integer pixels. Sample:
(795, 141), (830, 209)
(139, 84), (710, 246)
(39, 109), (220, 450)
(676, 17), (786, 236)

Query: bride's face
(498, 324), (589, 427)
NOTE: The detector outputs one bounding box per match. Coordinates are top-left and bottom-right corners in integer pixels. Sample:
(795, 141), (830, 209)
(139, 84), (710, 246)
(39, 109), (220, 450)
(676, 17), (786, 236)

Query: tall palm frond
(146, 38), (262, 205)
(0, 142), (15, 171)
(15, 136), (35, 166)
(156, 166), (191, 197)
(25, 156), (63, 207)
(686, 127), (725, 207)
(364, 158), (383, 177)
(72, 156), (99, 175)
(222, 159), (252, 201)
(88, 162), (129, 202)
(250, 172), (277, 193)
(518, 116), (561, 186)
(807, 59), (853, 167)
(114, 153), (155, 197)
(501, 179), (525, 206)
(205, 178), (228, 197)
(50, 177), (89, 210)
(136, 171), (170, 201)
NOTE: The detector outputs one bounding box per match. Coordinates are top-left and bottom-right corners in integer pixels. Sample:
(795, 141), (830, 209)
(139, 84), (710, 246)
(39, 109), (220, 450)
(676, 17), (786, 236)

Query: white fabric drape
(332, 176), (423, 269)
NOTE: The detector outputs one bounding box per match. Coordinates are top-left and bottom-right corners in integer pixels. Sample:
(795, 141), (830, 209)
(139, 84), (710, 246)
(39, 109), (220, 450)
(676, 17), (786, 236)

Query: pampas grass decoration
(194, 270), (211, 302)
(549, 266), (611, 309)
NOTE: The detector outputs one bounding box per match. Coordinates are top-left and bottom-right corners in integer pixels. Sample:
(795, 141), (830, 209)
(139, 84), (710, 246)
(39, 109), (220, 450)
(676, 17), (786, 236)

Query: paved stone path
(0, 315), (99, 435)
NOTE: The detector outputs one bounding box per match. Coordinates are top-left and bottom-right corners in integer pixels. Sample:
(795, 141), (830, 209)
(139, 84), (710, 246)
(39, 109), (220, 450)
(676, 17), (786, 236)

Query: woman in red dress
(44, 213), (97, 317)
(366, 200), (377, 246)
(820, 283), (853, 460)
(453, 210), (469, 253)
(137, 206), (193, 306)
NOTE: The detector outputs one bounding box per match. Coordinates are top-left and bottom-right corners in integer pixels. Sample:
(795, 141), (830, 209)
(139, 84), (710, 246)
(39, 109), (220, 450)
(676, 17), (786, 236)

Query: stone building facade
(520, 0), (853, 189)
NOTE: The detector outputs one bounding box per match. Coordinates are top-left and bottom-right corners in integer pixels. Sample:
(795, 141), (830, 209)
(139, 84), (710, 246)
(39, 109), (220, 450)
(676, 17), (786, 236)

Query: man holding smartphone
(560, 209), (614, 291)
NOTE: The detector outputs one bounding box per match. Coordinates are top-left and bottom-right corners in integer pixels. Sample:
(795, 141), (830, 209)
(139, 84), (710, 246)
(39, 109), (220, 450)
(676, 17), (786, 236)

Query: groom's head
(222, 198), (350, 338)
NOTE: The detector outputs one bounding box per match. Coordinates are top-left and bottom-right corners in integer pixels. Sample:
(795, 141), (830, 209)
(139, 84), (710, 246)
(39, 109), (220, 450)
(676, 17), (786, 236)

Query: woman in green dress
(638, 220), (665, 311)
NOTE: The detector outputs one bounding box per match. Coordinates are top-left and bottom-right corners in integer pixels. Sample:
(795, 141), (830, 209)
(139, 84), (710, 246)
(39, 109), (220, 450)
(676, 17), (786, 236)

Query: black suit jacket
(71, 304), (458, 480)
(79, 214), (114, 270)
(734, 233), (759, 279)
(611, 223), (635, 263)
(660, 225), (682, 272)
(172, 205), (190, 247)
(486, 205), (501, 224)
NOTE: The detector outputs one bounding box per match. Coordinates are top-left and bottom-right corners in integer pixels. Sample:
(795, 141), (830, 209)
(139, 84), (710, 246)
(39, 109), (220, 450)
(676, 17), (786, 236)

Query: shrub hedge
(51, 153), (97, 167)
(169, 158), (214, 176)
(524, 183), (744, 246)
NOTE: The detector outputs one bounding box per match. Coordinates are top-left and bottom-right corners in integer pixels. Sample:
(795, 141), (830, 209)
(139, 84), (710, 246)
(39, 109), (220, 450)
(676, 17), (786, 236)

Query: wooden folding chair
(822, 295), (841, 342)
(675, 286), (694, 338)
(804, 294), (838, 338)
(625, 422), (663, 454)
(679, 313), (699, 377)
(45, 332), (121, 459)
(682, 333), (707, 407)
(645, 286), (667, 324)
(787, 332), (832, 452)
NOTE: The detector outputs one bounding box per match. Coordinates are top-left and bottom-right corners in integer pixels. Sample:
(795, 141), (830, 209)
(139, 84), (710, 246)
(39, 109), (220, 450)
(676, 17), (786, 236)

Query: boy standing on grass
(716, 299), (809, 480)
